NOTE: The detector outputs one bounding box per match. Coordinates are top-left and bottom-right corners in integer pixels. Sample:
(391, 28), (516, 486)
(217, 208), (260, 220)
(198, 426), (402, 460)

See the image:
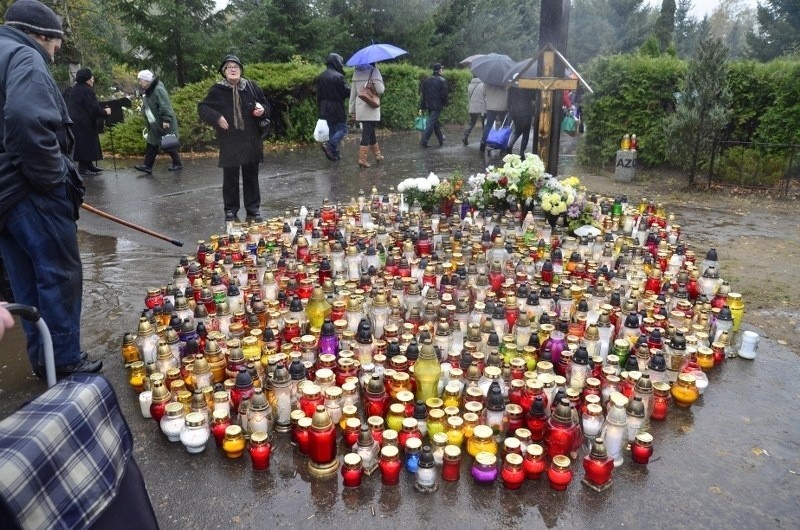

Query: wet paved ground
(1, 127), (798, 528)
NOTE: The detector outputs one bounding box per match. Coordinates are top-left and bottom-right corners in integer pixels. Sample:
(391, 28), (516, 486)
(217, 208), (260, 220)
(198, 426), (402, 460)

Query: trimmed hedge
(101, 63), (472, 156)
(578, 55), (800, 169)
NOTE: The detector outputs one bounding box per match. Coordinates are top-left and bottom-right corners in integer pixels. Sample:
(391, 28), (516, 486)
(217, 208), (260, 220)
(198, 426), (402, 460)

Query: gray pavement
(0, 126), (798, 529)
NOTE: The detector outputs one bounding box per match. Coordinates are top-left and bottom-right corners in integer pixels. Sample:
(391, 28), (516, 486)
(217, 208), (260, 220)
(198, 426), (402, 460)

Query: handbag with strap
(246, 81), (271, 139)
(357, 69), (381, 109)
(160, 133), (179, 151)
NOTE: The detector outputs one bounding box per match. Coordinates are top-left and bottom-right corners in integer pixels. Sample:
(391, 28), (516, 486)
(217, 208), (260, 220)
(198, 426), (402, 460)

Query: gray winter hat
(4, 0), (64, 39)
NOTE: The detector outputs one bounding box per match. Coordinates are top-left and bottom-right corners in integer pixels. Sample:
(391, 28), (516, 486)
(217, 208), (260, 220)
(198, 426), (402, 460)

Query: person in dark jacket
(316, 53), (349, 161)
(0, 0), (102, 377)
(419, 63), (449, 148)
(134, 69), (182, 173)
(68, 68), (111, 176)
(198, 55), (269, 223)
(506, 86), (535, 156)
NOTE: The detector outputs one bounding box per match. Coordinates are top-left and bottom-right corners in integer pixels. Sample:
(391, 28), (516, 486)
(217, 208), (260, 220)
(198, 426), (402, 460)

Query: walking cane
(81, 203), (184, 247)
(106, 116), (118, 175)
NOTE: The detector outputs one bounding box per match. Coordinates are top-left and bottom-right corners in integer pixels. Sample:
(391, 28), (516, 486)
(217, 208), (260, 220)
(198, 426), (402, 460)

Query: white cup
(739, 331), (760, 360)
(139, 390), (153, 418)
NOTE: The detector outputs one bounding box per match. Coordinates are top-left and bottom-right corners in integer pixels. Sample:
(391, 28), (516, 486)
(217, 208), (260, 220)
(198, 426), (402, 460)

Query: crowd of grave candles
(123, 188), (741, 491)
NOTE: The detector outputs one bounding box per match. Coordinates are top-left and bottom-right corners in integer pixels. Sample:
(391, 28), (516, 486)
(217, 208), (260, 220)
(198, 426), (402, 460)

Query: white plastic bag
(313, 119), (329, 142)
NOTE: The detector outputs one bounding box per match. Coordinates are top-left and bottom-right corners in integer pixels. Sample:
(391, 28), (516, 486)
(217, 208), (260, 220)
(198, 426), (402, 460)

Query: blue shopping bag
(486, 116), (512, 149)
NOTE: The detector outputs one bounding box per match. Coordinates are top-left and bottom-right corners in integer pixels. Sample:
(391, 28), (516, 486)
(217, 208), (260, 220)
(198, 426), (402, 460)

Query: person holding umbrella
(479, 83), (508, 153)
(349, 63), (385, 168)
(419, 63), (448, 148)
(198, 54), (269, 223)
(67, 68), (111, 176)
(462, 76), (485, 146)
(316, 53), (350, 162)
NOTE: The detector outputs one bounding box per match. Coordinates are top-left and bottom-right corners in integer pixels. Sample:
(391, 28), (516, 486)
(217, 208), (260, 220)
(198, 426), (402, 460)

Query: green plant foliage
(664, 36), (732, 184)
(100, 62), (471, 155)
(577, 54), (685, 167)
(753, 61), (800, 146)
(715, 146), (789, 186)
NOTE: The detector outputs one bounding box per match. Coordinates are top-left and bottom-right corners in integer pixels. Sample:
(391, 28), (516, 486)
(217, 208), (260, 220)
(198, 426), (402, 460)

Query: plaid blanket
(0, 374), (132, 530)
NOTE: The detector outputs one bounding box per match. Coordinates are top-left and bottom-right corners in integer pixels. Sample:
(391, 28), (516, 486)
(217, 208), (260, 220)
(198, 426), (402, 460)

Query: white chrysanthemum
(493, 189), (507, 199)
(427, 172), (440, 187)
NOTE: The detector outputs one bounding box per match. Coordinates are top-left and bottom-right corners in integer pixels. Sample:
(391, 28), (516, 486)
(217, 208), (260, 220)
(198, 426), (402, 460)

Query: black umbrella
(505, 59), (538, 85)
(469, 53), (515, 85)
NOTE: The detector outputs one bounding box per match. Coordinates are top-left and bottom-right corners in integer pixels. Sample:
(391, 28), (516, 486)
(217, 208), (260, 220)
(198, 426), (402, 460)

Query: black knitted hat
(75, 68), (92, 83)
(4, 0), (64, 39)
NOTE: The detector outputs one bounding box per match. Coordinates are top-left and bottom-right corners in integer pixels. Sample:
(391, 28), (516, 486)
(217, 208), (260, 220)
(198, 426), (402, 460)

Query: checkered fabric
(0, 374), (133, 530)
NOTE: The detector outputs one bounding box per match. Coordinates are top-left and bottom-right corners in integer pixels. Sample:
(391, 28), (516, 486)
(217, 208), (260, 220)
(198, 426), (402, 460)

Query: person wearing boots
(463, 76), (485, 146)
(316, 53), (349, 162)
(68, 68), (111, 176)
(134, 69), (182, 173)
(419, 63), (448, 147)
(198, 55), (269, 223)
(349, 63), (385, 168)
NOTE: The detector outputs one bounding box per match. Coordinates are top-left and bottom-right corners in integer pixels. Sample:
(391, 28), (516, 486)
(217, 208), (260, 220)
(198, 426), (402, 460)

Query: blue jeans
(421, 109), (444, 146)
(0, 183), (83, 368)
(326, 121), (348, 155)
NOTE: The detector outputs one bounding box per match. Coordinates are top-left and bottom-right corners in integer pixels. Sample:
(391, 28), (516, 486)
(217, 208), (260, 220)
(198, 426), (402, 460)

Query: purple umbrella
(346, 43), (408, 67)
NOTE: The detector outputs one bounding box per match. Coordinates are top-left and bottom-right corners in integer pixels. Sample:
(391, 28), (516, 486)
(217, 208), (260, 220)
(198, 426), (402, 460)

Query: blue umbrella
(346, 43), (408, 67)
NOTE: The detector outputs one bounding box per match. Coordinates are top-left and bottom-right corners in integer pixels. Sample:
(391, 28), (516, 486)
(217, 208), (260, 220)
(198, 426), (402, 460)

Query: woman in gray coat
(349, 64), (385, 168)
(462, 77), (485, 145)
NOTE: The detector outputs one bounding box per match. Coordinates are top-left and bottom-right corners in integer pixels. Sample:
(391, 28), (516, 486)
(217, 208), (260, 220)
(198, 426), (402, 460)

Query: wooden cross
(515, 46), (578, 174)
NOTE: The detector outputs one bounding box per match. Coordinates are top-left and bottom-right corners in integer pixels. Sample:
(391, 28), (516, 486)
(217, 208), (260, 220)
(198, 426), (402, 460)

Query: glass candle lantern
(468, 425), (498, 458)
(222, 424), (246, 458)
(128, 361), (147, 393)
(441, 444), (462, 482)
(272, 365), (292, 433)
(501, 453), (526, 490)
(180, 412), (209, 454)
(355, 425), (381, 476)
(582, 437), (614, 492)
(547, 455), (573, 491)
(341, 453), (363, 488)
(415, 446), (438, 493)
(248, 431), (273, 470)
(651, 382), (671, 421)
(379, 445), (402, 486)
(602, 393), (628, 467)
(471, 452), (499, 486)
(670, 373), (699, 408)
(210, 409), (232, 447)
(295, 417), (313, 456)
(523, 443), (546, 480)
(160, 402), (185, 442)
(631, 432), (654, 464)
(307, 406), (339, 478)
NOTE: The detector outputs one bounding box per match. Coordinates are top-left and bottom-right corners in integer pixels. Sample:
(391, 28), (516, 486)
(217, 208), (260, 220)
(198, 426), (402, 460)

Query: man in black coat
(316, 53), (349, 161)
(0, 0), (102, 377)
(419, 63), (449, 148)
(68, 68), (111, 175)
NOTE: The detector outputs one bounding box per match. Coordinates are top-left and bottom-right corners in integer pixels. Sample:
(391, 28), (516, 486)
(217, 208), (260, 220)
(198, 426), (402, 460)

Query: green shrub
(100, 62), (471, 156)
(715, 146), (789, 186)
(577, 54), (685, 168)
